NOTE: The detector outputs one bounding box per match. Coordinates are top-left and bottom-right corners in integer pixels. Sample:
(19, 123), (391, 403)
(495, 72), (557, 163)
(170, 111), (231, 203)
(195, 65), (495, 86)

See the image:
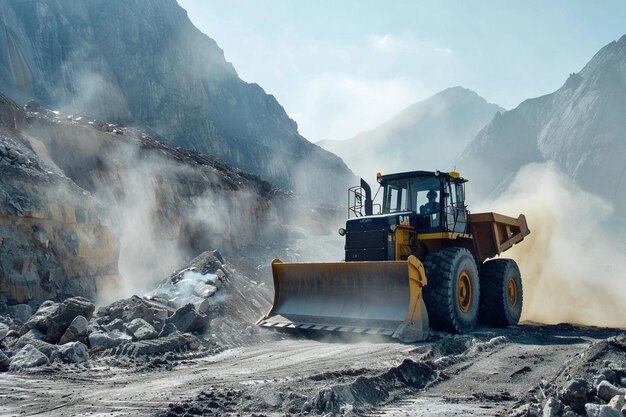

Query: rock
(586, 403), (622, 417)
(20, 297), (95, 344)
(15, 330), (58, 359)
(302, 401), (312, 413)
(621, 378), (626, 389)
(598, 381), (626, 402)
(109, 333), (199, 357)
(88, 331), (130, 350)
(103, 318), (126, 332)
(560, 378), (591, 413)
(158, 323), (178, 338)
(180, 296), (210, 314)
(608, 395), (625, 411)
(99, 296), (166, 327)
(0, 323), (8, 341)
(603, 369), (618, 383)
(126, 318), (157, 341)
(54, 341), (89, 364)
(18, 328), (46, 343)
(543, 397), (562, 417)
(59, 315), (89, 344)
(193, 282), (217, 299)
(9, 344), (49, 370)
(212, 250), (224, 264)
(7, 304), (33, 323)
(0, 350), (10, 371)
(166, 304), (207, 333)
(561, 412), (578, 417)
(20, 301), (58, 335)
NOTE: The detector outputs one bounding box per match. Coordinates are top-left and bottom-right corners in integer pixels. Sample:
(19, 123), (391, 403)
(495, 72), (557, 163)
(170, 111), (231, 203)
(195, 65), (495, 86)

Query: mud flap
(256, 255), (429, 342)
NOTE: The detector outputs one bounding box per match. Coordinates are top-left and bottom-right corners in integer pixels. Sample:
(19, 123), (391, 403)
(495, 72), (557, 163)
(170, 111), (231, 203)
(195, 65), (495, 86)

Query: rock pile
(512, 335), (626, 417)
(0, 251), (240, 371)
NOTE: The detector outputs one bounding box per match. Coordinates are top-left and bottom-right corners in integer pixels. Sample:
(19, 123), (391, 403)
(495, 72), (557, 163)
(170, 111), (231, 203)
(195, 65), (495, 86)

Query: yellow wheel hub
(457, 271), (473, 313)
(507, 277), (518, 307)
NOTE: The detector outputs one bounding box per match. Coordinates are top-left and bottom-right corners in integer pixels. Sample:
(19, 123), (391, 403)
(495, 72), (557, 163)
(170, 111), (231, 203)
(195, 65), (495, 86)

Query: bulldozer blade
(256, 255), (429, 342)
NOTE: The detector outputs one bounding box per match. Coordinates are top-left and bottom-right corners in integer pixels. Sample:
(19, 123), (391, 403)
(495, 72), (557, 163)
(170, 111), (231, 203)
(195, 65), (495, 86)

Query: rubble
(20, 297), (95, 344)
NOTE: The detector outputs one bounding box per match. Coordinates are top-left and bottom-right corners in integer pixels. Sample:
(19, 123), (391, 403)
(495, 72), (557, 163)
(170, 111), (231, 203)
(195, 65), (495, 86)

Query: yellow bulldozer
(257, 170), (530, 342)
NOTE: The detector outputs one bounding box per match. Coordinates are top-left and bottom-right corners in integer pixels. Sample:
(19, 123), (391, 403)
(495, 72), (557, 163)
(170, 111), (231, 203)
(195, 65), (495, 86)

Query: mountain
(0, 0), (354, 202)
(458, 35), (626, 227)
(317, 87), (503, 183)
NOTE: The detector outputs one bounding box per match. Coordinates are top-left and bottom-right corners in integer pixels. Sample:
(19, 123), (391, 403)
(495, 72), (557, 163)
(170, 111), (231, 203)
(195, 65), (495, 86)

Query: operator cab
(378, 170), (469, 234)
(348, 170), (469, 235)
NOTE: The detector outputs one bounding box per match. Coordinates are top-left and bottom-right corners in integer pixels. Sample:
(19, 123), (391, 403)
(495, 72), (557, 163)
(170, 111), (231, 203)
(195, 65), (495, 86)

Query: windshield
(382, 177), (441, 214)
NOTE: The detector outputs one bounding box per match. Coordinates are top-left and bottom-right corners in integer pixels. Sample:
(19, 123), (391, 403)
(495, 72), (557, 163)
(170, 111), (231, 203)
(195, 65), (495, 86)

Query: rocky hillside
(318, 87), (502, 182)
(0, 93), (119, 305)
(0, 0), (354, 202)
(0, 90), (324, 306)
(458, 35), (626, 229)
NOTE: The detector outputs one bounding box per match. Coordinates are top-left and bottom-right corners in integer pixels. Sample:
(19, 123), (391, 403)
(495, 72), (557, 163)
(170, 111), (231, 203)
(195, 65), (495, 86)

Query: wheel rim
(457, 270), (473, 313)
(507, 276), (518, 307)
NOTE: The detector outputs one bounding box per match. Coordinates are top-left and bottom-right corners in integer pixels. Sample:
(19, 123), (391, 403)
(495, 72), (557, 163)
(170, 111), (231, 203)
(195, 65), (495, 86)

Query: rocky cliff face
(1, 89), (327, 306)
(0, 93), (119, 304)
(318, 87), (503, 182)
(0, 0), (354, 202)
(458, 35), (626, 229)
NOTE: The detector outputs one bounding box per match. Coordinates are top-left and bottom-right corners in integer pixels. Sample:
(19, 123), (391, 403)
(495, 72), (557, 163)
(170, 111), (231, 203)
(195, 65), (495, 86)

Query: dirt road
(0, 325), (624, 417)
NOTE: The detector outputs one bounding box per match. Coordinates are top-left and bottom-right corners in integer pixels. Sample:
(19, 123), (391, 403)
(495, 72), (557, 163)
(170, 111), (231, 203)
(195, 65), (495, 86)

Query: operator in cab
(420, 189), (440, 214)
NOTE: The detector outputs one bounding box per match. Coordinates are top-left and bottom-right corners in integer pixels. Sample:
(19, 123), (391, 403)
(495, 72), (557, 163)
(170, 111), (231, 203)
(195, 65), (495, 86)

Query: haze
(179, 0), (626, 141)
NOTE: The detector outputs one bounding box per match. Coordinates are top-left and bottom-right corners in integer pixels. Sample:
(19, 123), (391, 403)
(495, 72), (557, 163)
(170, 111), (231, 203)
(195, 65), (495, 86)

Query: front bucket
(256, 255), (429, 342)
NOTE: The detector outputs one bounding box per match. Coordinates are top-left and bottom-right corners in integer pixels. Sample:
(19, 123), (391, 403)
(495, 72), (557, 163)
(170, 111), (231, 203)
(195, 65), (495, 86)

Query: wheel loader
(257, 170), (530, 342)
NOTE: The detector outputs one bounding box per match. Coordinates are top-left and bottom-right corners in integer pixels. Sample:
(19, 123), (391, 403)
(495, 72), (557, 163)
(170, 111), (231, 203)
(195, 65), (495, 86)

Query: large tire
(423, 248), (480, 333)
(478, 259), (523, 327)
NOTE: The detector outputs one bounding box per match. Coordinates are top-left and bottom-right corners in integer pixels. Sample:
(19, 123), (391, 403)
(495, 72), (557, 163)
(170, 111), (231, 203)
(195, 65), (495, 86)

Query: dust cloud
(478, 162), (626, 328)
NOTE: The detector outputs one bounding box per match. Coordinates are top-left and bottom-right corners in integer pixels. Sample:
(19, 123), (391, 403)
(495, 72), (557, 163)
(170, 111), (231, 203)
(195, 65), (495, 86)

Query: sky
(177, 1), (626, 142)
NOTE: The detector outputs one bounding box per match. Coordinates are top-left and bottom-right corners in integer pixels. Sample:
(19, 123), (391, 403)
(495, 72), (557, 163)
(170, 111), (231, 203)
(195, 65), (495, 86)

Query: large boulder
(126, 318), (157, 341)
(88, 330), (131, 350)
(9, 344), (49, 371)
(54, 342), (89, 364)
(59, 315), (89, 345)
(166, 304), (207, 333)
(598, 381), (626, 402)
(20, 297), (95, 344)
(15, 330), (58, 359)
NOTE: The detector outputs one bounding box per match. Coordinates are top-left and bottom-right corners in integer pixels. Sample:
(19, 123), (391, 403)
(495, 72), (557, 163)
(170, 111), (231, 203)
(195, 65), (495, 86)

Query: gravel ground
(0, 324), (623, 417)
